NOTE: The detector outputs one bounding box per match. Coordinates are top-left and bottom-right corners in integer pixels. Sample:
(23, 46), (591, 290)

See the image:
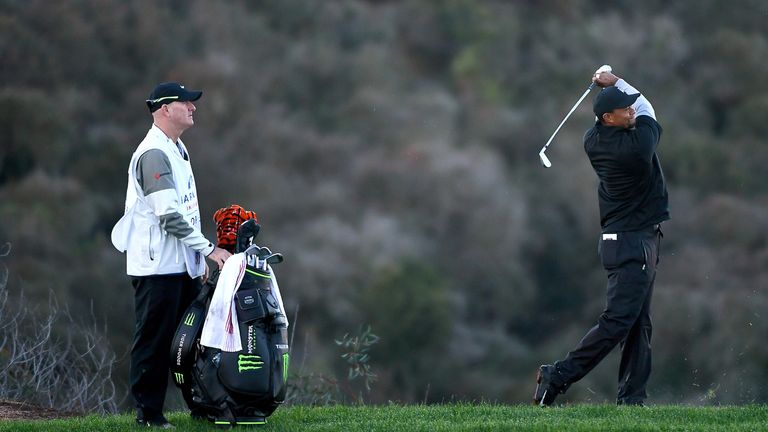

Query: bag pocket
(235, 289), (267, 324)
(218, 326), (271, 396)
(271, 326), (290, 402)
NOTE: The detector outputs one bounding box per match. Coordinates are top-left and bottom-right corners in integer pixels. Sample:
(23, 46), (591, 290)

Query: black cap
(146, 82), (202, 112)
(593, 86), (640, 119)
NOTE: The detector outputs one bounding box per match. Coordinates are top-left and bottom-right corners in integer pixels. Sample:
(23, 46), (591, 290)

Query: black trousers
(554, 224), (662, 404)
(130, 273), (200, 418)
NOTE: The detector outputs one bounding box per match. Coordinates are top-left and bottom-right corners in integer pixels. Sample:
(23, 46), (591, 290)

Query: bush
(0, 243), (118, 414)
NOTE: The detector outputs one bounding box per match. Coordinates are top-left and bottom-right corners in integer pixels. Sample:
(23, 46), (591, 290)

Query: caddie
(112, 82), (231, 428)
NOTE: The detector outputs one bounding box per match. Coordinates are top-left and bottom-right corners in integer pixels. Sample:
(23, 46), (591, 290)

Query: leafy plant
(286, 324), (379, 406)
(336, 325), (380, 393)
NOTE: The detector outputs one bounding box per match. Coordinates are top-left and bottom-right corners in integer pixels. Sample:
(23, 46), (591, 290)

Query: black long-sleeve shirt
(583, 80), (669, 232)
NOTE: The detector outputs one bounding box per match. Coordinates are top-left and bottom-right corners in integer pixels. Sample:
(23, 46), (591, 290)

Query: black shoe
(136, 415), (175, 429)
(533, 364), (562, 407)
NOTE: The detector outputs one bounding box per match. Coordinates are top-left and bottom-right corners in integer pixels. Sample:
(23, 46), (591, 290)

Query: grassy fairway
(2, 404), (768, 431)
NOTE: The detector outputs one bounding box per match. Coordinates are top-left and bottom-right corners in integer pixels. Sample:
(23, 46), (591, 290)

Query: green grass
(3, 404), (768, 431)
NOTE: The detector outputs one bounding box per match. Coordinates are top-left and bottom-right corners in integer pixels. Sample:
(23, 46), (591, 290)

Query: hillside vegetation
(1, 0), (767, 409)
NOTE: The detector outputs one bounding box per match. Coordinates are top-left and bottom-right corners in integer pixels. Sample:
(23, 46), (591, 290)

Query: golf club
(235, 220), (260, 253)
(244, 244), (262, 256)
(539, 64), (612, 168)
(258, 246), (273, 259)
(265, 253), (284, 265)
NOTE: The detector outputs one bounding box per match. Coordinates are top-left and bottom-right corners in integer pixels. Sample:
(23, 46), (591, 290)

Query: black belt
(602, 223), (663, 235)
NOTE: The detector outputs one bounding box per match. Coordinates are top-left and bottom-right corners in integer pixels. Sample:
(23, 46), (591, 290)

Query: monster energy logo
(282, 353), (290, 382)
(238, 354), (263, 372)
(183, 312), (195, 326)
(174, 372), (184, 384)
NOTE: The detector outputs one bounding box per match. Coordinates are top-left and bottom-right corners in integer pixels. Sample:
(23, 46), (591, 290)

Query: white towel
(200, 253), (246, 351)
(269, 266), (288, 326)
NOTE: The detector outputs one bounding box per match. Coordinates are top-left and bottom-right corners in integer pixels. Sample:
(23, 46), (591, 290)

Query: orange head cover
(213, 204), (258, 253)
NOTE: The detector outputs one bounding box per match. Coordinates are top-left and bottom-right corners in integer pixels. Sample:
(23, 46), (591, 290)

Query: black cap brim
(180, 90), (202, 102)
(617, 92), (640, 109)
(594, 88), (641, 118)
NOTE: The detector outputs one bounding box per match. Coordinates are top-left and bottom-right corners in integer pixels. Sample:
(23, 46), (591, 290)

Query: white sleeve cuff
(616, 79), (656, 120)
(615, 79), (639, 95)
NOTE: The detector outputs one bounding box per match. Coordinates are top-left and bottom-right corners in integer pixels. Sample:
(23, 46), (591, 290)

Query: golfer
(534, 70), (669, 406)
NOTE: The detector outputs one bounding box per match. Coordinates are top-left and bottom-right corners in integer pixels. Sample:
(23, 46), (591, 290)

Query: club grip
(590, 65), (612, 89)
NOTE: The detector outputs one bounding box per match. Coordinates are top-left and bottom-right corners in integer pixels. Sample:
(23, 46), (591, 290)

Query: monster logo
(238, 354), (264, 372)
(282, 353), (290, 382)
(183, 312), (195, 326)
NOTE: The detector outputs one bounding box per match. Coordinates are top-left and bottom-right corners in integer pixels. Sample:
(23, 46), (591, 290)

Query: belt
(602, 223), (663, 235)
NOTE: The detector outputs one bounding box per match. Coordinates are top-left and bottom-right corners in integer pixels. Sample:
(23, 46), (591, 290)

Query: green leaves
(336, 325), (380, 391)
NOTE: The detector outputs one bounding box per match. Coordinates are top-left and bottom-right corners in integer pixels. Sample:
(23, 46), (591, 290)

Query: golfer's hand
(593, 71), (619, 88)
(207, 246), (232, 269)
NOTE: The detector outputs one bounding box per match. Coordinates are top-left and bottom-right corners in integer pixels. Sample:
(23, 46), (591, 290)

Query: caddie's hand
(207, 246), (232, 269)
(593, 71), (619, 88)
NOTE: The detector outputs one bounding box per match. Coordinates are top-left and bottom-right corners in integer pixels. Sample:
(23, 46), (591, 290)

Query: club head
(235, 220), (261, 253)
(257, 246), (273, 259)
(244, 244), (261, 256)
(539, 151), (552, 168)
(265, 253), (284, 265)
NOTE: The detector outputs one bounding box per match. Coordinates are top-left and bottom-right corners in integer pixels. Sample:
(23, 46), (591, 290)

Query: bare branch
(0, 246), (119, 414)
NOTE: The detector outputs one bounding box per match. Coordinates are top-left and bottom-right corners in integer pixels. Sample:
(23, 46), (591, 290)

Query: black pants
(554, 224), (662, 404)
(130, 273), (200, 418)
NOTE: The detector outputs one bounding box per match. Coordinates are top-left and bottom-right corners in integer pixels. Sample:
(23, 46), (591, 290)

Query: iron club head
(244, 244), (262, 256)
(539, 151), (552, 168)
(265, 253), (284, 265)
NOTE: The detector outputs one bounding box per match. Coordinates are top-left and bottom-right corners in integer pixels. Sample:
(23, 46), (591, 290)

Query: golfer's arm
(137, 150), (215, 255)
(633, 118), (661, 161)
(615, 79), (656, 120)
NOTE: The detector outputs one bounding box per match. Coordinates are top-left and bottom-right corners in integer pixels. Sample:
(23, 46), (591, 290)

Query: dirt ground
(0, 399), (78, 421)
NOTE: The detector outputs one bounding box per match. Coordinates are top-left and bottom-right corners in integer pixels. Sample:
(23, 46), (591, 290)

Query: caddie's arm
(136, 150), (230, 268)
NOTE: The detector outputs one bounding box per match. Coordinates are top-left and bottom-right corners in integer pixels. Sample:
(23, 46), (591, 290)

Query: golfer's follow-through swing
(534, 65), (670, 406)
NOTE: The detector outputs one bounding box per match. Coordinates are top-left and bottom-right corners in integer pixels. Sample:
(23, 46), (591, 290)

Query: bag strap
(169, 277), (216, 388)
(196, 279), (213, 304)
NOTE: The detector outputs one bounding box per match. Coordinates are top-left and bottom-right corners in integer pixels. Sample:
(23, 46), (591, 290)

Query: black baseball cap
(593, 86), (640, 119)
(146, 82), (202, 112)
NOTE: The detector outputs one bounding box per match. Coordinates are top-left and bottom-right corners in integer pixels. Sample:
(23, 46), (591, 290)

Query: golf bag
(170, 220), (289, 426)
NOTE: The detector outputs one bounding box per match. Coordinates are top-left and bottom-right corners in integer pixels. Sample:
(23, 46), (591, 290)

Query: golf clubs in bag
(170, 220), (289, 426)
